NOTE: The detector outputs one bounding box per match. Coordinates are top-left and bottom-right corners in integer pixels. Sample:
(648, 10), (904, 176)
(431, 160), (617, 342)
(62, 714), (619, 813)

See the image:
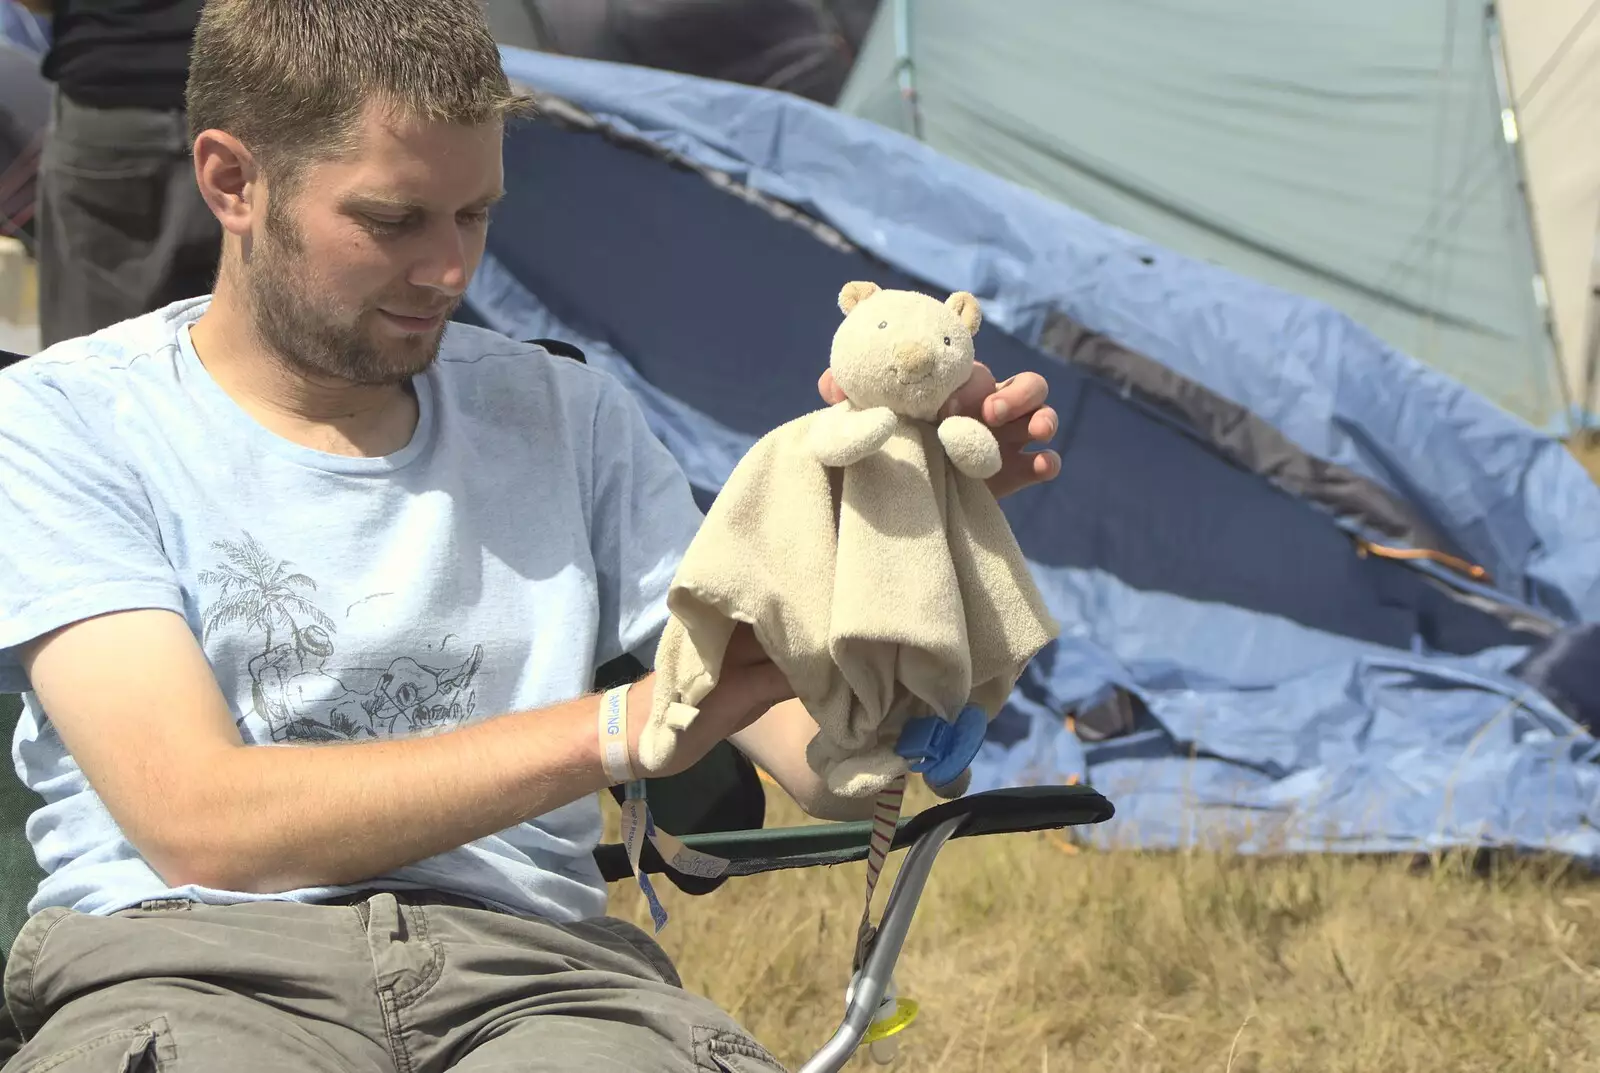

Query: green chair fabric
(595, 782), (1113, 883)
(0, 693), (43, 960)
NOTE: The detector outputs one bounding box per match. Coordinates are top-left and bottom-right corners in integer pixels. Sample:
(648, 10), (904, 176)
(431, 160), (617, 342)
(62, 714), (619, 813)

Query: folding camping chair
(0, 346), (1115, 1070)
(0, 684), (1111, 1072)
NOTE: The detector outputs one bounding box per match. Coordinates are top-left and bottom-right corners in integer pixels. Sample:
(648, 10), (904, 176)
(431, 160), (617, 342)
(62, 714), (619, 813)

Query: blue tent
(461, 48), (1600, 862)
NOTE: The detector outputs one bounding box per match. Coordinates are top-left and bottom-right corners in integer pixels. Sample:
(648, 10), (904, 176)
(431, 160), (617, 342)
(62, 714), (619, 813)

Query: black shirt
(42, 0), (202, 112)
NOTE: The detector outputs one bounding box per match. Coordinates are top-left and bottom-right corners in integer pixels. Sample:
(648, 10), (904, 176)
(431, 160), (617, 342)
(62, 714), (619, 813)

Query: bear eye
(879, 321), (888, 329)
(944, 336), (951, 346)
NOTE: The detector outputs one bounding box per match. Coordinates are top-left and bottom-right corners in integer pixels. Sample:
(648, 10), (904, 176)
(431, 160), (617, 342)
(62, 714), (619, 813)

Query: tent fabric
(0, 2), (46, 57)
(0, 3), (48, 250)
(0, 6), (47, 157)
(1500, 0), (1600, 423)
(0, 37), (44, 250)
(465, 48), (1600, 865)
(838, 0), (1593, 434)
(485, 0), (880, 103)
(495, 49), (1600, 623)
(1035, 312), (1464, 559)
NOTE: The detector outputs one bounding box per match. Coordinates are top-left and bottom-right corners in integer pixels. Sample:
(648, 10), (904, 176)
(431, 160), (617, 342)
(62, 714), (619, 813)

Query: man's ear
(946, 291), (982, 335)
(193, 129), (259, 240)
(838, 280), (881, 315)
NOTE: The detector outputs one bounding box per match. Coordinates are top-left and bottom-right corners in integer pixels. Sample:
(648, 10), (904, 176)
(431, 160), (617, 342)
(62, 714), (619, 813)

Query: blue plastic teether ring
(895, 704), (987, 787)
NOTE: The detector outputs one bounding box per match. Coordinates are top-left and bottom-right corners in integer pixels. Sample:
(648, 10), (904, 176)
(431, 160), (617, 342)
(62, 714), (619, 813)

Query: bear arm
(937, 414), (1002, 479)
(809, 403), (898, 467)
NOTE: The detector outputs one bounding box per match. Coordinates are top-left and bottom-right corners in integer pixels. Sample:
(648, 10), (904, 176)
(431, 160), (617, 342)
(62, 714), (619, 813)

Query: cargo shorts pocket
(694, 1026), (788, 1072)
(22, 1014), (175, 1073)
(4, 905), (73, 1036)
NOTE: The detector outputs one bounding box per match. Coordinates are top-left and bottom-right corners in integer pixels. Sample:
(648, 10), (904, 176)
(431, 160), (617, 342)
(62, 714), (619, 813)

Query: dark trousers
(34, 90), (219, 348)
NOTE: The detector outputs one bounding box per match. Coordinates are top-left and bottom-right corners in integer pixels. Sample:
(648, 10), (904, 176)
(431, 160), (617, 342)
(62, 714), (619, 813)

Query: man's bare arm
(21, 609), (782, 894)
(730, 699), (875, 821)
(15, 0), (49, 15)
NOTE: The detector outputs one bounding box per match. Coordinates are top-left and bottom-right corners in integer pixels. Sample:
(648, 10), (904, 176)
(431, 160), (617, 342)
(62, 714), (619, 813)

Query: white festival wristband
(598, 684), (637, 785)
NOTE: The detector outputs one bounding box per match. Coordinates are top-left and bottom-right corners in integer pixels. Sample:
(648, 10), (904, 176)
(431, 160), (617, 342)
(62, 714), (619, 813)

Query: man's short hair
(186, 0), (533, 191)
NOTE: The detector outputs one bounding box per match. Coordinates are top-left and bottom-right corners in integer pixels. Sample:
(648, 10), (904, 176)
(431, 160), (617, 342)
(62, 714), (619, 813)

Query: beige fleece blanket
(639, 405), (1059, 798)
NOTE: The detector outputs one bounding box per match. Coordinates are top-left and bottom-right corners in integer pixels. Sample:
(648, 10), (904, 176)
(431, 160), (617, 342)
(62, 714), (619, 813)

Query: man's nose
(412, 225), (470, 295)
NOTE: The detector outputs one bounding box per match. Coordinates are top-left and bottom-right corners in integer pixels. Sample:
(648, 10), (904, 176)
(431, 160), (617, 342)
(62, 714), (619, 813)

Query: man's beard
(245, 201), (458, 387)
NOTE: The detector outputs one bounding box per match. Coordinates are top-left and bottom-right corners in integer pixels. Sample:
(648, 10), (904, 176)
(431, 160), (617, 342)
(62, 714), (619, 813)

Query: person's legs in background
(33, 89), (218, 347)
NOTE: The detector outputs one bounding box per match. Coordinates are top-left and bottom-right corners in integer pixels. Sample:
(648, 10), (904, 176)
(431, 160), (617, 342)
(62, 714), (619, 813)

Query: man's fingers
(720, 660), (794, 736)
(703, 625), (794, 735)
(1030, 449), (1062, 482)
(1029, 406), (1059, 443)
(994, 405), (1059, 447)
(942, 367), (1050, 428)
(817, 368), (846, 406)
(981, 371), (1049, 427)
(939, 362), (998, 419)
(988, 447), (1061, 498)
(819, 355), (1060, 498)
(750, 662), (796, 710)
(723, 622), (767, 665)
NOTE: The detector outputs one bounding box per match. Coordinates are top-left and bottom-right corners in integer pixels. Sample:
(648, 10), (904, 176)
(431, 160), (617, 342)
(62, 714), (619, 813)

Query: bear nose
(895, 342), (935, 379)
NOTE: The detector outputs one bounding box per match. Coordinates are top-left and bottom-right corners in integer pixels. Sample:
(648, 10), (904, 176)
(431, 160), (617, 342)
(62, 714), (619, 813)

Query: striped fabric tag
(854, 774), (908, 968)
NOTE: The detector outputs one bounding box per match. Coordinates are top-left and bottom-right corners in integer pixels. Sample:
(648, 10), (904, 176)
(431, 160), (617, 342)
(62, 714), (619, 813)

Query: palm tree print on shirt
(199, 531), (484, 743)
(199, 531), (334, 656)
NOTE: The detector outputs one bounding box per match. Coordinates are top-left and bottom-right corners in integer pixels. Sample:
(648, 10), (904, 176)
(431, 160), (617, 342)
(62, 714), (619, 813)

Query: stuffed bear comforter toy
(639, 282), (1059, 797)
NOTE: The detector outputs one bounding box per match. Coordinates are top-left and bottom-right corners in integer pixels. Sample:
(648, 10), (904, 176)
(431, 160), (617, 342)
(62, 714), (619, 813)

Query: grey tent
(486, 0), (881, 103)
(0, 11), (47, 252)
(839, 0), (1600, 434)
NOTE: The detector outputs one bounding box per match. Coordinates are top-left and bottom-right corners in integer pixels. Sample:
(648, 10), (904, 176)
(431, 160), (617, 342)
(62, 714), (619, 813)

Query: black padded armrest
(593, 783), (1113, 884)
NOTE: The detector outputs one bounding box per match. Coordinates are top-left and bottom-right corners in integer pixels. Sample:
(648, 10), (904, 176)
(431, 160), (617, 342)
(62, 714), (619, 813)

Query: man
(0, 0), (1062, 1069)
(17, 0), (217, 346)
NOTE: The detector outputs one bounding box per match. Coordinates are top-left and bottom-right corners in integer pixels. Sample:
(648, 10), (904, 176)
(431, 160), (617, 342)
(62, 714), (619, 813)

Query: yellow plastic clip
(866, 996), (920, 1043)
(863, 991), (920, 1064)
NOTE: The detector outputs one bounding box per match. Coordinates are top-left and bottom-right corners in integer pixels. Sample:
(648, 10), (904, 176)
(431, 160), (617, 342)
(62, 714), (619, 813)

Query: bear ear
(838, 281), (882, 315)
(946, 291), (982, 335)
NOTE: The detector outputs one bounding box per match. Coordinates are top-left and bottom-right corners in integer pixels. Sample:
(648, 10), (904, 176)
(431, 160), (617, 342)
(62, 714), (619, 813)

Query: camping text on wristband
(598, 684), (636, 785)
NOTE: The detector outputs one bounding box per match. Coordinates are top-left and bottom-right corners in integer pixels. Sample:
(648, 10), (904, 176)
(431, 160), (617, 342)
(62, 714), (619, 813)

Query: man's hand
(819, 362), (1060, 498)
(633, 623), (794, 779)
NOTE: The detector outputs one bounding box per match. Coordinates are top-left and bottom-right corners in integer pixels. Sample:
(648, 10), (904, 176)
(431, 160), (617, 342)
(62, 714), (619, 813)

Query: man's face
(246, 105), (505, 386)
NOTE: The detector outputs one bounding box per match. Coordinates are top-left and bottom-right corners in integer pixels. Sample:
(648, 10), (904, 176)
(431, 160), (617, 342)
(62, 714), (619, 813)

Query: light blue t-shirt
(0, 296), (705, 921)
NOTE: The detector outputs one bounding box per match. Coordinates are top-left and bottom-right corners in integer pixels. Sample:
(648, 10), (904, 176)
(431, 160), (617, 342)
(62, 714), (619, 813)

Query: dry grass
(1569, 434), (1600, 486)
(602, 783), (1600, 1072)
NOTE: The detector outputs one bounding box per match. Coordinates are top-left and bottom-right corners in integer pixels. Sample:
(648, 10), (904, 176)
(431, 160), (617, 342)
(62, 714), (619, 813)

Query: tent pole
(1485, 1), (1576, 433)
(892, 0), (923, 140)
(1585, 256), (1600, 430)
